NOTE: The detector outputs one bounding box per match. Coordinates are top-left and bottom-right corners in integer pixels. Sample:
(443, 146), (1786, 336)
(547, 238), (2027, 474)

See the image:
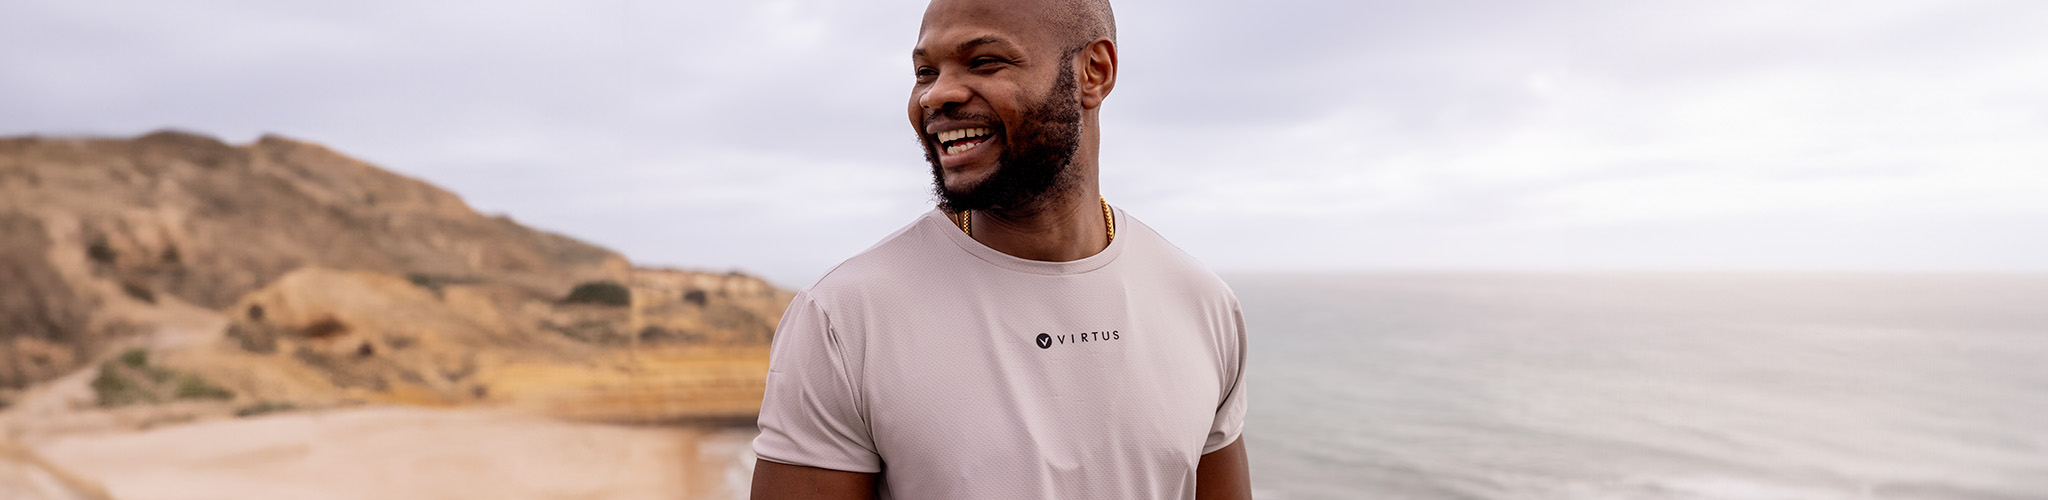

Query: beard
(925, 61), (1084, 218)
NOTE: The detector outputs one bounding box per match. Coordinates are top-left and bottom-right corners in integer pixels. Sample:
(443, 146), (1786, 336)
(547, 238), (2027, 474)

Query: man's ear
(1078, 38), (1117, 109)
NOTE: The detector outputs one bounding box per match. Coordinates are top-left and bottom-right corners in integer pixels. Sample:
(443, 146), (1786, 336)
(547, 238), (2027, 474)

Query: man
(750, 0), (1251, 498)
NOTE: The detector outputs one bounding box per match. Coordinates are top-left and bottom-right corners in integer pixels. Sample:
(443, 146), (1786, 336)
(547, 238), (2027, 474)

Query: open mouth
(934, 127), (995, 156)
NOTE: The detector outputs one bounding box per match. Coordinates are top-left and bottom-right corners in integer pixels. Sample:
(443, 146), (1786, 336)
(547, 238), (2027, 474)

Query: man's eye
(916, 67), (939, 79)
(970, 57), (1003, 68)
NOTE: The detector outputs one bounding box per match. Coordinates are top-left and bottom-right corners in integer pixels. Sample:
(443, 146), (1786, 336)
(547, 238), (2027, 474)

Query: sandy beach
(15, 407), (757, 500)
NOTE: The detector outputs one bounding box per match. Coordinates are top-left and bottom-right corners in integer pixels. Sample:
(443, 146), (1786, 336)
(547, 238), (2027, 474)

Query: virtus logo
(1034, 330), (1120, 349)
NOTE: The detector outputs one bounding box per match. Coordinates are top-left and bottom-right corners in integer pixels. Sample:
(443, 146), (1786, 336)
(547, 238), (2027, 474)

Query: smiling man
(748, 0), (1251, 498)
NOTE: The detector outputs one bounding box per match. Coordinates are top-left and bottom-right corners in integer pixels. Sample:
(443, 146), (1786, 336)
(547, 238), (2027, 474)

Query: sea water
(1231, 273), (2048, 500)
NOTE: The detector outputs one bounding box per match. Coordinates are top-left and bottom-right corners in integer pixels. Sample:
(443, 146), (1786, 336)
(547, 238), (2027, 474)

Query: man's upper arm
(751, 458), (876, 500)
(1203, 297), (1250, 454)
(1195, 294), (1253, 498)
(1195, 436), (1251, 500)
(753, 293), (883, 473)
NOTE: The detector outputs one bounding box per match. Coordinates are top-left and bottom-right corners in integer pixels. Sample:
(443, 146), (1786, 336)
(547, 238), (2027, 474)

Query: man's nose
(919, 73), (972, 110)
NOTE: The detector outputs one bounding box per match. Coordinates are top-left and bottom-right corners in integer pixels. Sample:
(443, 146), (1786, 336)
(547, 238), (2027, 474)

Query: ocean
(1228, 273), (2048, 500)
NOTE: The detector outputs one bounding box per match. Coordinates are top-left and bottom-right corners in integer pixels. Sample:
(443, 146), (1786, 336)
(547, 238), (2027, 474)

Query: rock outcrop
(0, 131), (791, 422)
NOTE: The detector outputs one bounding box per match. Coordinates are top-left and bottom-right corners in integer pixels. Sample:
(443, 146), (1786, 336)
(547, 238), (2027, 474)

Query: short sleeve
(1202, 298), (1249, 454)
(752, 293), (882, 473)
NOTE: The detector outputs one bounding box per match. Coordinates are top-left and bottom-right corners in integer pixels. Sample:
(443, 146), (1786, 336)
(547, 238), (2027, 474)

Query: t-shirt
(753, 207), (1248, 500)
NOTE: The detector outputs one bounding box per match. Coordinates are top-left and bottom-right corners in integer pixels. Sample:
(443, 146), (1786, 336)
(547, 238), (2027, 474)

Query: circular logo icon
(1035, 333), (1053, 349)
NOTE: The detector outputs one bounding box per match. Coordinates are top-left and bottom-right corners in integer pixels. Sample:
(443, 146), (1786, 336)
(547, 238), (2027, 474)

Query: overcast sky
(5, 0), (2045, 286)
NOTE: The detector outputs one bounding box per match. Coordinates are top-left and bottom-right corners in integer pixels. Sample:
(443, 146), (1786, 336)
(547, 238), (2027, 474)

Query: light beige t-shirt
(753, 207), (1248, 499)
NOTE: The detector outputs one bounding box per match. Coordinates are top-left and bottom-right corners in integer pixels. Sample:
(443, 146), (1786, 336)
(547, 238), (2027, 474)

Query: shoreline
(14, 406), (757, 500)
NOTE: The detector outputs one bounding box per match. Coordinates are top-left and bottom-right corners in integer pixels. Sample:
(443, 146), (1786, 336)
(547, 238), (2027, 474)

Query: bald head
(1047, 0), (1116, 51)
(921, 0), (1115, 54)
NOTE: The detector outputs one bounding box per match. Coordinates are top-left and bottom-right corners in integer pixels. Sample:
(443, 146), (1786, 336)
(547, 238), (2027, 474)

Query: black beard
(925, 61), (1083, 218)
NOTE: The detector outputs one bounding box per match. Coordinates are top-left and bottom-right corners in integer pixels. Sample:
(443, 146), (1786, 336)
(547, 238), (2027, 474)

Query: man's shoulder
(798, 209), (952, 307)
(1118, 210), (1238, 301)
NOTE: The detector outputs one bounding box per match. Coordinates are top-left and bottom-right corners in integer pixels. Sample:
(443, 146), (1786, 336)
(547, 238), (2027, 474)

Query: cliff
(0, 131), (790, 423)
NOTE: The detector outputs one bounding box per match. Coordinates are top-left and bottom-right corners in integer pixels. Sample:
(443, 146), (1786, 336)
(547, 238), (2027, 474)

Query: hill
(0, 131), (790, 424)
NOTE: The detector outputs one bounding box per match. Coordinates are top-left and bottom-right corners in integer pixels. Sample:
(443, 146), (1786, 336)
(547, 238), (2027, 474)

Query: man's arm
(1195, 436), (1251, 500)
(755, 440), (1240, 499)
(751, 459), (877, 500)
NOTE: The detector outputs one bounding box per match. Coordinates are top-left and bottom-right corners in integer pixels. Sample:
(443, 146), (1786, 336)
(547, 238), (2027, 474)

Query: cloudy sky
(5, 0), (2045, 286)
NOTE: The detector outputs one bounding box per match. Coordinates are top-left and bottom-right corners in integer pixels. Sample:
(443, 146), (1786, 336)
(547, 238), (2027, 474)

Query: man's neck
(967, 187), (1108, 262)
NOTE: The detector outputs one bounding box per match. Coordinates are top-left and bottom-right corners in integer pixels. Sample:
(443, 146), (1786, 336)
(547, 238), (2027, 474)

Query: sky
(4, 0), (2045, 287)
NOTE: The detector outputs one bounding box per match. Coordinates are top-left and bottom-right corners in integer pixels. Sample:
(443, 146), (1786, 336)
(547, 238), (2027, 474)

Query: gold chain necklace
(953, 196), (1114, 243)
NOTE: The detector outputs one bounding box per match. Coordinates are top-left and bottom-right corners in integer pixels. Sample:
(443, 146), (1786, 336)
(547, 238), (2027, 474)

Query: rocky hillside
(0, 131), (790, 422)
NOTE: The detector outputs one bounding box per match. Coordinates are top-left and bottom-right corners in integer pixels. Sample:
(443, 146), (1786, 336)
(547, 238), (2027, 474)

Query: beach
(13, 406), (756, 500)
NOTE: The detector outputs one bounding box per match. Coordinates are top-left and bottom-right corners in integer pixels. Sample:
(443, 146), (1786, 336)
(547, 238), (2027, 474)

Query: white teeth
(935, 127), (990, 145)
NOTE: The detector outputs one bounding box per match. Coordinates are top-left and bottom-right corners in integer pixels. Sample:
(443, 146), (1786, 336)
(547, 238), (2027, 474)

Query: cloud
(3, 0), (2044, 285)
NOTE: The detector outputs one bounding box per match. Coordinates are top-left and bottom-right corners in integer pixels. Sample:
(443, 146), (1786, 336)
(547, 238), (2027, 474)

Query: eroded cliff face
(1, 130), (627, 311)
(0, 131), (790, 422)
(0, 214), (104, 388)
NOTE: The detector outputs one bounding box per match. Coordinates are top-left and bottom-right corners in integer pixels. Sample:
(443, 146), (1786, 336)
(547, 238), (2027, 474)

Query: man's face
(910, 0), (1084, 215)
